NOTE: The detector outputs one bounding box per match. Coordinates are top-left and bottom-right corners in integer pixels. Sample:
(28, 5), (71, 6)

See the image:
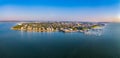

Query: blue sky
(0, 0), (120, 22)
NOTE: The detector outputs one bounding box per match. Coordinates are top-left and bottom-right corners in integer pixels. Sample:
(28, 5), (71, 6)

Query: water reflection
(20, 30), (24, 39)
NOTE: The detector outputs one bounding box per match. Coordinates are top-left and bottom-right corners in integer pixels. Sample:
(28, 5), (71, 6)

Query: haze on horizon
(0, 0), (120, 22)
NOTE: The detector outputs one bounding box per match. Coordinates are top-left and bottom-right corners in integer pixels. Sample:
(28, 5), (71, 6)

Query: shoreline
(11, 22), (106, 33)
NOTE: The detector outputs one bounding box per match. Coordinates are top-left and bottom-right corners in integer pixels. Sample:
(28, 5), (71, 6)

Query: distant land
(0, 20), (109, 23)
(0, 16), (119, 22)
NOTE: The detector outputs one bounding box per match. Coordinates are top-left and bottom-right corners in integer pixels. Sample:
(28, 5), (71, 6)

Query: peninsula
(11, 22), (106, 32)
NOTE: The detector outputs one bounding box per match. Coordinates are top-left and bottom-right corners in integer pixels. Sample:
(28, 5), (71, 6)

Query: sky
(0, 0), (120, 22)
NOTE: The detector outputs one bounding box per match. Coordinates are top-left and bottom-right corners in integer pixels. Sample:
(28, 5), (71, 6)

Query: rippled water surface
(0, 22), (120, 58)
